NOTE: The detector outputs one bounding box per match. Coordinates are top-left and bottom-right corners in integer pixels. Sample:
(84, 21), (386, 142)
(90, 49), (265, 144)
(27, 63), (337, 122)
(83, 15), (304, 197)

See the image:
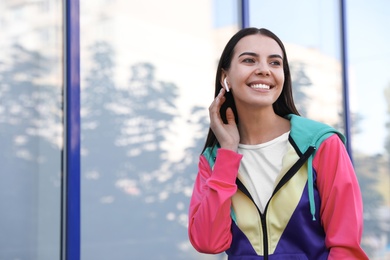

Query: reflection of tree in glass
(379, 83), (390, 256)
(0, 44), (62, 258)
(352, 82), (390, 258)
(0, 44), (61, 150)
(81, 41), (211, 259)
(0, 43), (62, 173)
(290, 61), (311, 117)
(164, 105), (209, 222)
(355, 155), (387, 258)
(82, 41), (126, 185)
(384, 83), (390, 161)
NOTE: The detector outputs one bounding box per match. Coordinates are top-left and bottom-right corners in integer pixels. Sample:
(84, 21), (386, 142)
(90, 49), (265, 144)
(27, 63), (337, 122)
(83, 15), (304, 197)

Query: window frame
(64, 0), (80, 259)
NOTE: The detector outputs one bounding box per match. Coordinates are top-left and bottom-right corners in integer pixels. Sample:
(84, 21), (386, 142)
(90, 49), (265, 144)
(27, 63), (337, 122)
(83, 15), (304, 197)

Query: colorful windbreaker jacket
(188, 114), (368, 260)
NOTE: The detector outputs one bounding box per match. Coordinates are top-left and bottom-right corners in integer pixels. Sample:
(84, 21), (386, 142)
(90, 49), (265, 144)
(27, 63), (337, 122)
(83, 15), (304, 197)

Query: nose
(255, 62), (270, 76)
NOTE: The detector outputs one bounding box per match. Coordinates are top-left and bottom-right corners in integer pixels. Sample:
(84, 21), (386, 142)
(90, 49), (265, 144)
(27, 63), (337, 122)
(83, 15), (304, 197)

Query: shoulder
(285, 114), (346, 153)
(315, 134), (348, 159)
(286, 114), (335, 134)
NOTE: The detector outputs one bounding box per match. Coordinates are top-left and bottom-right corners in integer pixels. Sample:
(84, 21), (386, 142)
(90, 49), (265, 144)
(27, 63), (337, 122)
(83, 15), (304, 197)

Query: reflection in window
(0, 1), (63, 260)
(249, 0), (390, 259)
(346, 1), (390, 258)
(80, 1), (238, 259)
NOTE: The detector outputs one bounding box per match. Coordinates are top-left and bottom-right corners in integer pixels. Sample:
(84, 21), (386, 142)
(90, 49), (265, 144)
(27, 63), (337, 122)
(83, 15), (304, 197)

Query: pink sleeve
(188, 148), (243, 254)
(313, 134), (369, 259)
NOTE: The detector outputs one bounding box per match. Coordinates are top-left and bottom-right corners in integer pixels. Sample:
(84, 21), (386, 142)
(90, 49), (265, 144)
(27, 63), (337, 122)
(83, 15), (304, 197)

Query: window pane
(0, 1), (63, 259)
(249, 0), (390, 259)
(249, 0), (343, 128)
(346, 0), (390, 258)
(80, 0), (238, 259)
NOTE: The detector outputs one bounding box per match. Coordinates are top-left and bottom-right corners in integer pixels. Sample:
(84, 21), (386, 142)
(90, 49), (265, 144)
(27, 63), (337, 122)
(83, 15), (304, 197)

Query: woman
(188, 27), (368, 259)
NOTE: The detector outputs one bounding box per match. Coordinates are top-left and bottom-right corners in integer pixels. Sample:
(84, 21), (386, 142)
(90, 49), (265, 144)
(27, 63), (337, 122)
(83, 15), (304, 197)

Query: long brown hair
(201, 27), (300, 153)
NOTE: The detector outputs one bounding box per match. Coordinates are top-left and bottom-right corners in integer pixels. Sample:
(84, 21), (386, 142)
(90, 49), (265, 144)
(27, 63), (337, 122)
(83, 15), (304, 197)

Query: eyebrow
(238, 52), (283, 60)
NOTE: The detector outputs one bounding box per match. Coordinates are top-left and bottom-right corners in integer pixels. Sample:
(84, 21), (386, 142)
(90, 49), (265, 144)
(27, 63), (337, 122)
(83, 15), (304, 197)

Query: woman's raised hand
(208, 88), (240, 152)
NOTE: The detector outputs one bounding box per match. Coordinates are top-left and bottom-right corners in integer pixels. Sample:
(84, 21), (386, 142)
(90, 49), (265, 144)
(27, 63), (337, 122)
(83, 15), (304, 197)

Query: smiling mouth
(250, 84), (271, 90)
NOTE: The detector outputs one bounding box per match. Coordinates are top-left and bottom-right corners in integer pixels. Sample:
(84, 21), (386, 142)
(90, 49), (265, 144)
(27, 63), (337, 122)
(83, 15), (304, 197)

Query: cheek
(277, 71), (285, 85)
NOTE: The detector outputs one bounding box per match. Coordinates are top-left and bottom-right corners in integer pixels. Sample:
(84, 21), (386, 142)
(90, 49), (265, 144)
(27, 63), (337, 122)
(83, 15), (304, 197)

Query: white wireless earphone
(223, 78), (230, 92)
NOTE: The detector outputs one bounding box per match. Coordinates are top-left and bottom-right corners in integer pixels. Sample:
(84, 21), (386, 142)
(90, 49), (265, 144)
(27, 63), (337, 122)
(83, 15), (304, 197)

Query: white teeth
(251, 84), (270, 89)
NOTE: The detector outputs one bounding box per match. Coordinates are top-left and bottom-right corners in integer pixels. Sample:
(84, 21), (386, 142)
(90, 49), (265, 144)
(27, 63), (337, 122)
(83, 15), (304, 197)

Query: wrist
(220, 144), (238, 152)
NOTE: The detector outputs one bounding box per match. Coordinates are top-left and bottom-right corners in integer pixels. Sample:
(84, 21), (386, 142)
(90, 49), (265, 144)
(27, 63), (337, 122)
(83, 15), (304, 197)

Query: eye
(242, 58), (255, 63)
(270, 60), (282, 66)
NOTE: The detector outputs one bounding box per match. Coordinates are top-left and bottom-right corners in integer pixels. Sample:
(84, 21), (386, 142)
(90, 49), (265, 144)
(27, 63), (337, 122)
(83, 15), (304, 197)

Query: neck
(237, 107), (290, 145)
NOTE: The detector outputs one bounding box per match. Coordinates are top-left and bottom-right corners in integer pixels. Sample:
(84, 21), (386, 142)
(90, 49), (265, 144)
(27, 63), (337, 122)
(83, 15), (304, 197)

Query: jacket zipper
(260, 210), (268, 260)
(236, 145), (315, 259)
(236, 180), (269, 259)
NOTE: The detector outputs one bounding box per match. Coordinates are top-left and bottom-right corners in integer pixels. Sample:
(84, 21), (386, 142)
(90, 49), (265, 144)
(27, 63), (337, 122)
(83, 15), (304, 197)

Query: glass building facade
(0, 0), (389, 259)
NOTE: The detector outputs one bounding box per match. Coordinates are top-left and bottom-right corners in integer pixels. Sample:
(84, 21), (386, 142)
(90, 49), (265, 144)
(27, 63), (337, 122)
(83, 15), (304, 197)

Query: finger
(209, 88), (225, 113)
(226, 107), (236, 125)
(209, 92), (226, 130)
(218, 87), (225, 96)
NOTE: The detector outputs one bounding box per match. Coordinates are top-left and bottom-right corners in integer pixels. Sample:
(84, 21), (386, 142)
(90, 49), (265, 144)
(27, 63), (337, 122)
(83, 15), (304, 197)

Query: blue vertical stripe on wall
(65, 0), (80, 259)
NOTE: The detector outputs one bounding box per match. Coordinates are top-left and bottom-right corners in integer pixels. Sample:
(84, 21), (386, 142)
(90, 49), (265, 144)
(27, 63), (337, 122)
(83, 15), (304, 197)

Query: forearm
(314, 135), (368, 259)
(188, 149), (242, 253)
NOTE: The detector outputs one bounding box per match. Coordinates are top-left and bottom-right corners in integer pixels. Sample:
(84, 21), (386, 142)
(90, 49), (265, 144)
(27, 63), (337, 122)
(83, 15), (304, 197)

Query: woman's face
(225, 34), (285, 111)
